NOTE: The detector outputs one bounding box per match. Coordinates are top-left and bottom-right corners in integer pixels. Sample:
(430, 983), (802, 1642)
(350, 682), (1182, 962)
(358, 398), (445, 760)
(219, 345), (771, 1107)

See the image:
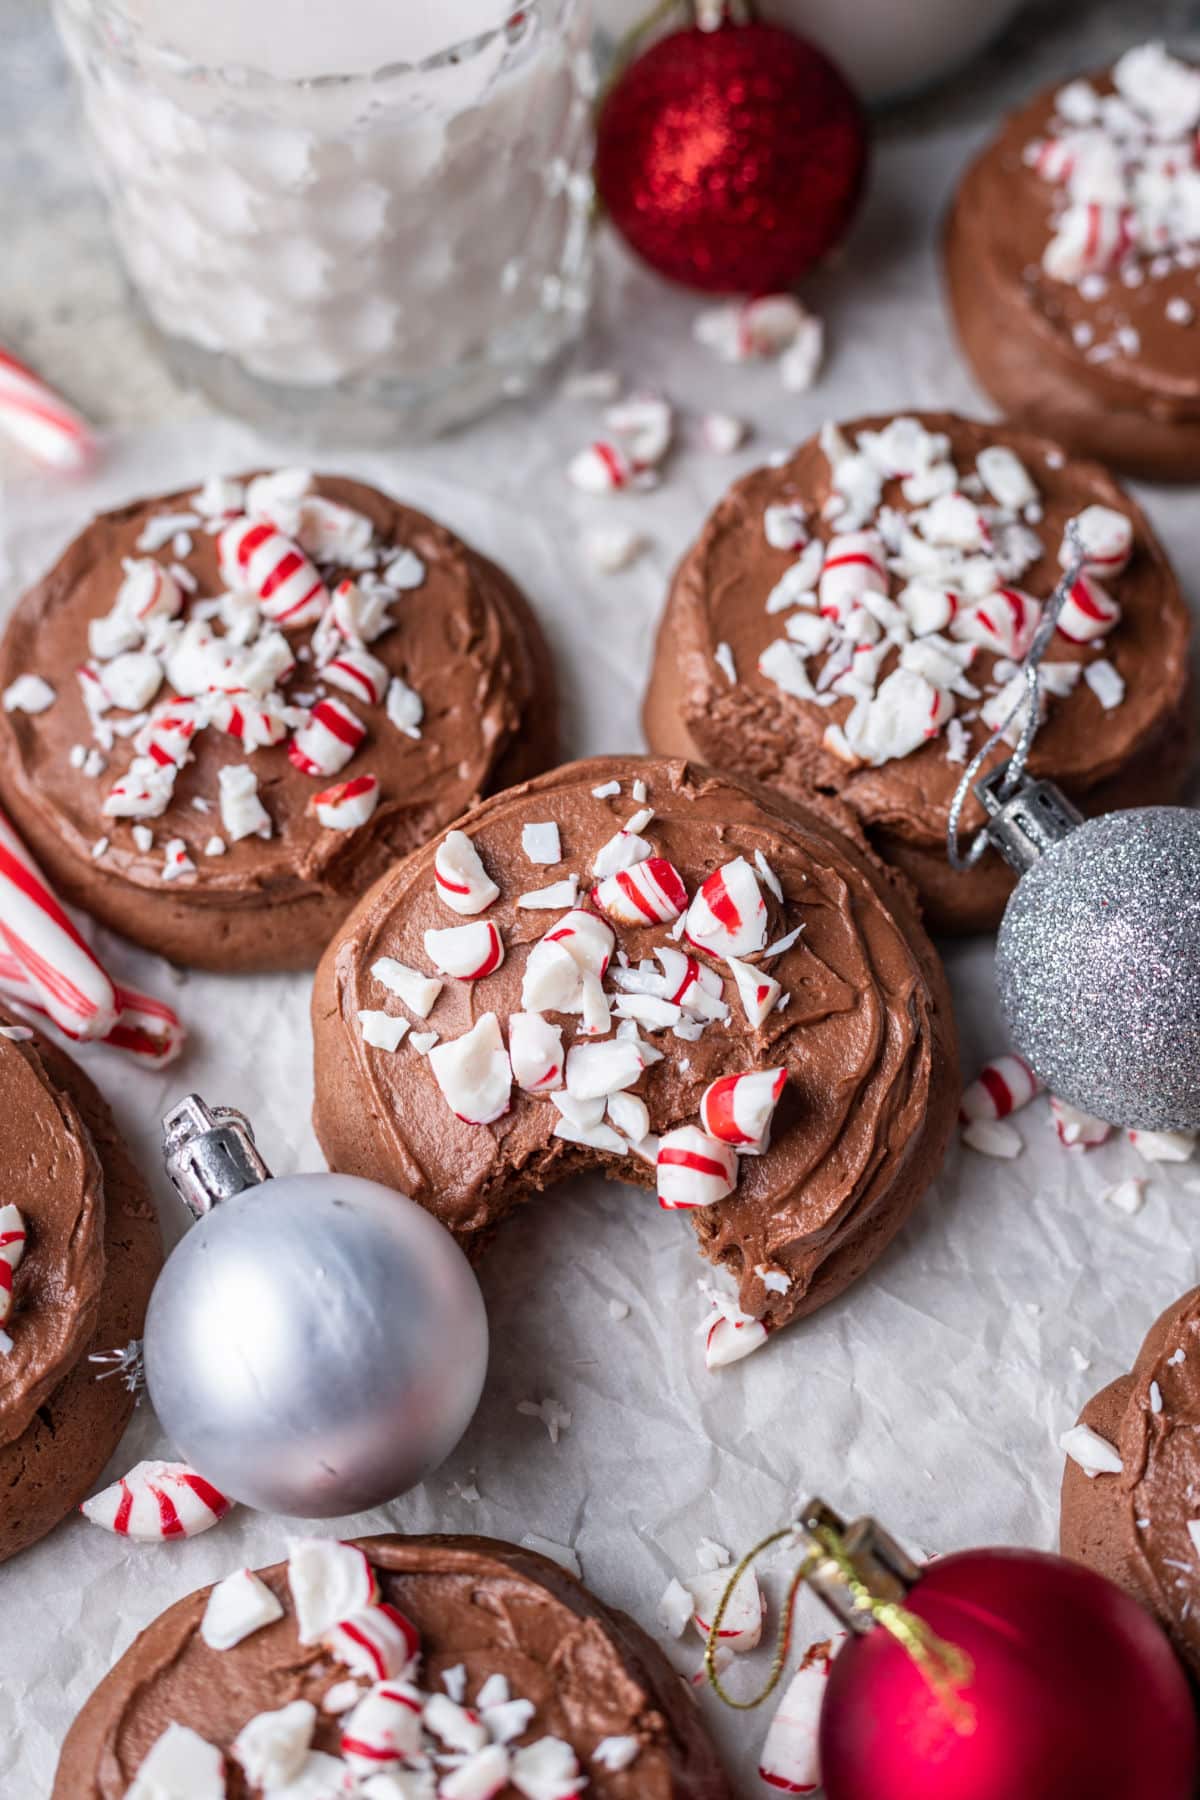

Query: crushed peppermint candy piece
(218, 763), (272, 842)
(1060, 1422), (1123, 1477)
(1084, 658), (1125, 709)
(694, 293), (816, 363)
(757, 1638), (843, 1796)
(1050, 1095), (1112, 1147)
(232, 1700), (316, 1791)
(714, 641), (737, 684)
(359, 1011), (411, 1052)
(327, 1602), (420, 1684)
(518, 877), (579, 910)
(700, 1069), (787, 1150)
(688, 1564), (763, 1652)
(701, 412), (748, 454)
(705, 1305), (769, 1370)
(593, 856), (688, 926)
(372, 957), (442, 1018)
(435, 829), (500, 916)
(289, 698), (366, 777)
(726, 955), (782, 1029)
(161, 838), (197, 882)
(685, 858), (767, 959)
(1105, 1177), (1147, 1216)
(385, 675), (423, 738)
(0, 1203), (26, 1331)
(515, 1396), (573, 1443)
(310, 773), (380, 831)
(582, 524), (646, 574)
(657, 1126), (738, 1209)
(658, 1577), (695, 1637)
(201, 1568), (285, 1650)
(3, 673), (55, 713)
(522, 821), (561, 864)
(429, 1013), (512, 1125)
(961, 1118), (1022, 1158)
(81, 1460), (231, 1539)
(510, 1736), (585, 1800)
(763, 502), (810, 552)
(593, 1736), (640, 1773)
(424, 920), (504, 981)
(340, 1682), (423, 1775)
(509, 1013), (565, 1091)
(1059, 505), (1132, 577)
(960, 1054), (1042, 1122)
(126, 1725), (225, 1800)
(289, 1540), (379, 1645)
(219, 516), (329, 628)
(1128, 1127), (1195, 1162)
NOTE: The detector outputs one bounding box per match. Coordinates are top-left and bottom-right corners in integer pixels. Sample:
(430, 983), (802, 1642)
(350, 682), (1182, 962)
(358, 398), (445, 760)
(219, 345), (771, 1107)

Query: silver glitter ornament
(985, 778), (1200, 1131)
(143, 1097), (489, 1516)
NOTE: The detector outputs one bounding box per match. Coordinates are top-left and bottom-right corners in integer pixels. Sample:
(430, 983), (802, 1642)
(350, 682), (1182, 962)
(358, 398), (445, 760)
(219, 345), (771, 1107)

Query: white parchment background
(3, 51), (1200, 1798)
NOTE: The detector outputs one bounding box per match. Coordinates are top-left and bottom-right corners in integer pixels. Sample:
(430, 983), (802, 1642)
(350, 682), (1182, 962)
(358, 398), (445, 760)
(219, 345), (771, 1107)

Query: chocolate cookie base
(0, 1030), (161, 1563)
(54, 1534), (734, 1800)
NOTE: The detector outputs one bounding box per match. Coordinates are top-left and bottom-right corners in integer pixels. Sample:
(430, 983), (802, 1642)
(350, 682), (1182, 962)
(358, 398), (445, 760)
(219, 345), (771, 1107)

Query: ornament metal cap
(796, 1499), (922, 1635)
(975, 763), (1083, 874)
(162, 1094), (271, 1218)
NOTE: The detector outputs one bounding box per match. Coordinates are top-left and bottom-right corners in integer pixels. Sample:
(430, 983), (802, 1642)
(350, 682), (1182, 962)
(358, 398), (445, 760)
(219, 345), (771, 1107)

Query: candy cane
(1056, 574), (1121, 645)
(758, 1638), (844, 1793)
(0, 1202), (26, 1329)
(701, 1069), (788, 1148)
(0, 345), (95, 471)
(288, 698), (366, 776)
(0, 950), (183, 1063)
(0, 807), (118, 1036)
(959, 1054), (1042, 1123)
(509, 1012), (565, 1092)
(340, 1682), (424, 1774)
(952, 588), (1041, 660)
(706, 1308), (769, 1369)
(657, 1126), (738, 1209)
(289, 1539), (380, 1643)
(685, 858), (768, 959)
(321, 644), (389, 708)
(818, 531), (888, 619)
(1043, 203), (1135, 281)
(218, 517), (329, 627)
(592, 857), (688, 926)
(80, 1460), (232, 1539)
(309, 773), (380, 831)
(326, 1602), (420, 1682)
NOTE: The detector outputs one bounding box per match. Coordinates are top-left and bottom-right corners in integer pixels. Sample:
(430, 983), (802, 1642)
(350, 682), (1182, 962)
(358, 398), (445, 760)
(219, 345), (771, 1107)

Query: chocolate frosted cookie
(1061, 1288), (1200, 1680)
(0, 470), (557, 972)
(313, 756), (957, 1365)
(54, 1532), (733, 1798)
(642, 411), (1191, 933)
(0, 1014), (160, 1563)
(945, 42), (1200, 480)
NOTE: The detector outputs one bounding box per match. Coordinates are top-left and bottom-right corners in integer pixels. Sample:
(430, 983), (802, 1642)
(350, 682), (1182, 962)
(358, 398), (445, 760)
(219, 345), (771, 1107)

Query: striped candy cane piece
(0, 1202), (26, 1329)
(326, 1602), (420, 1683)
(592, 857), (688, 926)
(441, 1745), (513, 1799)
(288, 698), (366, 776)
(80, 1460), (232, 1539)
(566, 440), (635, 493)
(959, 1054), (1042, 1123)
(705, 1308), (770, 1369)
(1049, 1094), (1112, 1148)
(423, 1694), (489, 1754)
(1058, 506), (1133, 578)
(289, 1539), (380, 1643)
(542, 907), (615, 979)
(0, 951), (184, 1063)
(726, 955), (782, 1029)
(340, 1681), (424, 1775)
(685, 857), (768, 959)
(509, 1012), (565, 1092)
(689, 1564), (764, 1652)
(817, 530), (888, 619)
(0, 345), (95, 471)
(655, 947), (727, 1020)
(700, 1069), (788, 1149)
(210, 689), (299, 750)
(424, 920), (504, 981)
(135, 698), (203, 769)
(102, 755), (178, 820)
(951, 588), (1041, 660)
(758, 1637), (845, 1794)
(657, 1126), (738, 1209)
(218, 517), (329, 627)
(1043, 202), (1134, 281)
(435, 830), (500, 916)
(1055, 574), (1121, 645)
(310, 774), (380, 831)
(0, 807), (118, 1037)
(321, 644), (389, 708)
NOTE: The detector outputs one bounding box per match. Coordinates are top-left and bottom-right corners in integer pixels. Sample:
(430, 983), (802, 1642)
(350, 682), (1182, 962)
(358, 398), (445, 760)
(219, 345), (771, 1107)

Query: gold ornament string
(703, 1519), (975, 1732)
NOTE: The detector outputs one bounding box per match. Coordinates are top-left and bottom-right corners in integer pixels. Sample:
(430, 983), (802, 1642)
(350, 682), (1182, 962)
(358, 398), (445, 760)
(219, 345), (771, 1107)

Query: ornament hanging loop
(162, 1094), (271, 1219)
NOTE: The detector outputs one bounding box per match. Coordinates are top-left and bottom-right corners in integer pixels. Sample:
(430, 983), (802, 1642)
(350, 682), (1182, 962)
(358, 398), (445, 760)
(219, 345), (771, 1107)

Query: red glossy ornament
(819, 1547), (1198, 1800)
(595, 19), (867, 294)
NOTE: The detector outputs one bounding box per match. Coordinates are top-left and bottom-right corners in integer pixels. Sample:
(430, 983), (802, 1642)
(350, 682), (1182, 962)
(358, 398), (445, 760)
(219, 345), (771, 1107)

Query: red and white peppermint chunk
(372, 956), (442, 1018)
(817, 530), (887, 617)
(0, 1202), (25, 1328)
(657, 1126), (738, 1209)
(763, 500), (809, 551)
(509, 1012), (565, 1091)
(80, 1460), (231, 1539)
(1059, 505), (1132, 577)
(898, 580), (960, 636)
(842, 668), (954, 765)
(543, 908), (614, 980)
(655, 947), (727, 1021)
(700, 1069), (788, 1150)
(100, 650), (163, 712)
(758, 1637), (845, 1795)
(565, 1037), (648, 1100)
(688, 1564), (764, 1652)
(310, 773), (380, 831)
(592, 828), (653, 881)
(1056, 573), (1121, 644)
(424, 1692), (489, 1754)
(951, 588), (1041, 659)
(219, 516), (329, 627)
(136, 698), (203, 769)
(685, 857), (768, 959)
(429, 1013), (512, 1124)
(289, 1540), (379, 1644)
(727, 955), (783, 1029)
(1043, 201), (1134, 281)
(1049, 1094), (1112, 1148)
(340, 1681), (423, 1775)
(566, 440), (635, 493)
(592, 856), (688, 926)
(327, 1602), (420, 1683)
(126, 1725), (225, 1800)
(435, 830), (501, 916)
(288, 698), (366, 776)
(322, 644), (389, 707)
(211, 689), (302, 750)
(706, 1309), (770, 1370)
(96, 558), (183, 649)
(102, 755), (177, 820)
(959, 1054), (1042, 1123)
(424, 919), (504, 981)
(328, 577), (393, 647)
(442, 1746), (513, 1800)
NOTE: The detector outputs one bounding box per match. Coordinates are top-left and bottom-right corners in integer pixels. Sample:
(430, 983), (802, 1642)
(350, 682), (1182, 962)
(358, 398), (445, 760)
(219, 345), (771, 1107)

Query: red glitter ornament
(819, 1547), (1198, 1800)
(595, 15), (867, 294)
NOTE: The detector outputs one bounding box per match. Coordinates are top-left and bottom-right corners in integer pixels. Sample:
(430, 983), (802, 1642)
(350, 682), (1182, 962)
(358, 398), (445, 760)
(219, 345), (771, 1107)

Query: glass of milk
(52, 0), (596, 437)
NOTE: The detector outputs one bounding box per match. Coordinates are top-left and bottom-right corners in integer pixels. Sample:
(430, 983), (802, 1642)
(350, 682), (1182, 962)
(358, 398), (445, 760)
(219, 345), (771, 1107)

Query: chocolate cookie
(54, 1532), (733, 1798)
(1060, 1287), (1200, 1680)
(642, 411), (1191, 933)
(944, 42), (1200, 481)
(0, 470), (557, 973)
(312, 755), (957, 1362)
(0, 1014), (161, 1563)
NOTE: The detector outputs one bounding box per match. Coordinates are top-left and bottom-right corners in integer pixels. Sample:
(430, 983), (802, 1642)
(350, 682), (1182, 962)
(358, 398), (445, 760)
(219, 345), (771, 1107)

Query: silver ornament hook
(945, 524), (1087, 871)
(162, 1094), (272, 1219)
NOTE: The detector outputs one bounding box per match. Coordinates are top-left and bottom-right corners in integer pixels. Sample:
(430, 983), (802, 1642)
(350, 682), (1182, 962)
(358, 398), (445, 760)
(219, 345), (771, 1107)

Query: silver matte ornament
(984, 779), (1200, 1131)
(144, 1097), (489, 1517)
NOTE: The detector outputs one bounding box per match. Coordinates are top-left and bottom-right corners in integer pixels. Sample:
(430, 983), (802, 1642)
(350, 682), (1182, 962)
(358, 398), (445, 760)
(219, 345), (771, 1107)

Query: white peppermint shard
(200, 1567), (285, 1650)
